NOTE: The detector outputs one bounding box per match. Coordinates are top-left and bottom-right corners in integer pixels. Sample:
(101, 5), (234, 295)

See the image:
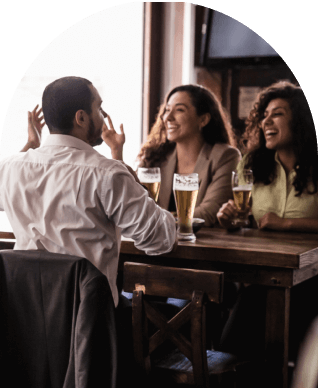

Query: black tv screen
(201, 9), (284, 67)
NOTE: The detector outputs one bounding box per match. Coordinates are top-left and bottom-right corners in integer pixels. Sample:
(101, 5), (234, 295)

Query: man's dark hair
(42, 76), (94, 134)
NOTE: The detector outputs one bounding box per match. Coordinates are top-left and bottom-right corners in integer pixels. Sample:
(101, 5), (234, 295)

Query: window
(0, 3), (144, 231)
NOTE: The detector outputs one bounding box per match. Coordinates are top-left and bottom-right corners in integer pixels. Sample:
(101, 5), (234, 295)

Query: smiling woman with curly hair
(137, 84), (236, 167)
(107, 84), (241, 227)
(216, 81), (318, 365)
(135, 84), (240, 227)
(244, 80), (317, 193)
(217, 80), (318, 232)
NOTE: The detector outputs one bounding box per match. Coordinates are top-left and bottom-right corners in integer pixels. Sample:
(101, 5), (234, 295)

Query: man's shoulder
(0, 147), (127, 176)
(0, 152), (26, 167)
(77, 150), (129, 174)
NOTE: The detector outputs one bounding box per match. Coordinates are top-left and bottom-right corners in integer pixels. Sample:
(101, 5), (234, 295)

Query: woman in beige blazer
(137, 84), (241, 227)
(103, 84), (241, 227)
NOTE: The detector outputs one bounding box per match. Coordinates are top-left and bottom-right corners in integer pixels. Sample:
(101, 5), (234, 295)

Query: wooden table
(119, 227), (318, 388)
(2, 227), (318, 387)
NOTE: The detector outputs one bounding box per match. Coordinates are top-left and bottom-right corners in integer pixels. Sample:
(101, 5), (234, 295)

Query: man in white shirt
(0, 76), (177, 307)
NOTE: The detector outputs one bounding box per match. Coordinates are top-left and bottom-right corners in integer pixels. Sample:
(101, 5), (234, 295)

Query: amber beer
(233, 186), (252, 219)
(137, 168), (161, 202)
(173, 173), (199, 241)
(142, 181), (161, 202)
(231, 169), (253, 226)
(174, 189), (199, 233)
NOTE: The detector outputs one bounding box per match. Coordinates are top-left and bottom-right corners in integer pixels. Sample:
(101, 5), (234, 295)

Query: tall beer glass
(232, 169), (253, 227)
(173, 173), (199, 241)
(137, 168), (161, 202)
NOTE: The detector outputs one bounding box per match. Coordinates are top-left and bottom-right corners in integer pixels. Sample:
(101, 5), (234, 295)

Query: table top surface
(2, 228), (318, 270)
(121, 227), (318, 269)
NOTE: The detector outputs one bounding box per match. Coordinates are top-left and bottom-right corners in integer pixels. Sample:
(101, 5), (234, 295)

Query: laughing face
(162, 91), (205, 144)
(261, 98), (293, 151)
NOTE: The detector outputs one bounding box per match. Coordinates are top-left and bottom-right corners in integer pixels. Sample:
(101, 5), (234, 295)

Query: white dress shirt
(0, 135), (176, 306)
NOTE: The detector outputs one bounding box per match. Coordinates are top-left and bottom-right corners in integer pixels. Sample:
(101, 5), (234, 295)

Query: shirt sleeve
(193, 147), (241, 226)
(101, 163), (176, 255)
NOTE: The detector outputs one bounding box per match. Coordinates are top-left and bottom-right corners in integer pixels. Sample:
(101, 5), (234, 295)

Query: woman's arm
(258, 212), (318, 233)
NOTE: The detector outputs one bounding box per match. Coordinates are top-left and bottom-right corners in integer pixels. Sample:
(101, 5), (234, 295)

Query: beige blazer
(157, 143), (241, 227)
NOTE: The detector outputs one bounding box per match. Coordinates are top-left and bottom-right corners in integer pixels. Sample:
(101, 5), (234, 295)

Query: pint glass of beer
(232, 169), (253, 227)
(137, 167), (161, 202)
(173, 173), (199, 241)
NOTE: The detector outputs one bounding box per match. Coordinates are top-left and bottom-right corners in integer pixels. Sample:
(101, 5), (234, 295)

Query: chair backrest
(124, 262), (224, 303)
(123, 262), (224, 386)
(0, 249), (117, 388)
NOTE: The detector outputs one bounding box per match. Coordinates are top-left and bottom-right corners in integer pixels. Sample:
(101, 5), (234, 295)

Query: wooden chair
(123, 262), (246, 387)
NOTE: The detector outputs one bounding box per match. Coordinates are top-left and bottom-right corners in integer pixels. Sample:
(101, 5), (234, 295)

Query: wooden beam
(142, 2), (164, 143)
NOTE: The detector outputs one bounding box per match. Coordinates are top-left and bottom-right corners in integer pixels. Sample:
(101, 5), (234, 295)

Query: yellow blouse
(237, 154), (318, 224)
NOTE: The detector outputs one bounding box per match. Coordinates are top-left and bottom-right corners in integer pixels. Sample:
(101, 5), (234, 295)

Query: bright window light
(0, 3), (144, 232)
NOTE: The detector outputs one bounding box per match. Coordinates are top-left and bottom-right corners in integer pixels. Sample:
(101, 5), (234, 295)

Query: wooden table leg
(265, 287), (290, 388)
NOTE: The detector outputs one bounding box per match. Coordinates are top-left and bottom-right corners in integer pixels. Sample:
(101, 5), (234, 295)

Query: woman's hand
(217, 200), (239, 229)
(21, 105), (45, 151)
(217, 199), (251, 229)
(258, 212), (286, 231)
(102, 115), (125, 160)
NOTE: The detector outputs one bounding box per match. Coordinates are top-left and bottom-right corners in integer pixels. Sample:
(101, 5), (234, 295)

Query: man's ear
(74, 110), (88, 128)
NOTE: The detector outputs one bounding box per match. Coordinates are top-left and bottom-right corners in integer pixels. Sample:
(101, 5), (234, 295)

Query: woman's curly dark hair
(137, 84), (236, 167)
(243, 81), (317, 196)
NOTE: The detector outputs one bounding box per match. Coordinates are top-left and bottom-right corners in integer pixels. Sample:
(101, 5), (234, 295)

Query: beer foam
(173, 175), (199, 191)
(139, 175), (160, 183)
(138, 168), (161, 183)
(174, 185), (199, 191)
(233, 184), (252, 191)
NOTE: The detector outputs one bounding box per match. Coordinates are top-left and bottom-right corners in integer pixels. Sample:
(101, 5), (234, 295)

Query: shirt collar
(42, 134), (95, 152)
(274, 152), (296, 177)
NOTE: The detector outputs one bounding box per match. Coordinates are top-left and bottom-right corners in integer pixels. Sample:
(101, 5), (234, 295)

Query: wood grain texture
(121, 227), (318, 269)
(124, 262), (223, 303)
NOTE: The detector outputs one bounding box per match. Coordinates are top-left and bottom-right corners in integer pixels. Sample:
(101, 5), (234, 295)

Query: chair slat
(132, 290), (147, 369)
(144, 299), (193, 360)
(191, 291), (209, 387)
(124, 262), (223, 303)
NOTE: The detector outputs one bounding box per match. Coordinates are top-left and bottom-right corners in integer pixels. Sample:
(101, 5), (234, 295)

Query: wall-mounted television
(198, 8), (285, 68)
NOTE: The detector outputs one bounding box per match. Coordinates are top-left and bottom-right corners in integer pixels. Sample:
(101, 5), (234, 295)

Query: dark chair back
(123, 262), (229, 387)
(124, 262), (224, 302)
(0, 250), (117, 388)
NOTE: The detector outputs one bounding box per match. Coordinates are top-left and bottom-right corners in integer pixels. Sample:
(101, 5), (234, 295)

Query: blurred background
(0, 1), (316, 231)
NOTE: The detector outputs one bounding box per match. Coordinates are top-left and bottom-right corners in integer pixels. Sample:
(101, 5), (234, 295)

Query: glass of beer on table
(173, 173), (199, 242)
(137, 167), (161, 202)
(231, 169), (253, 227)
